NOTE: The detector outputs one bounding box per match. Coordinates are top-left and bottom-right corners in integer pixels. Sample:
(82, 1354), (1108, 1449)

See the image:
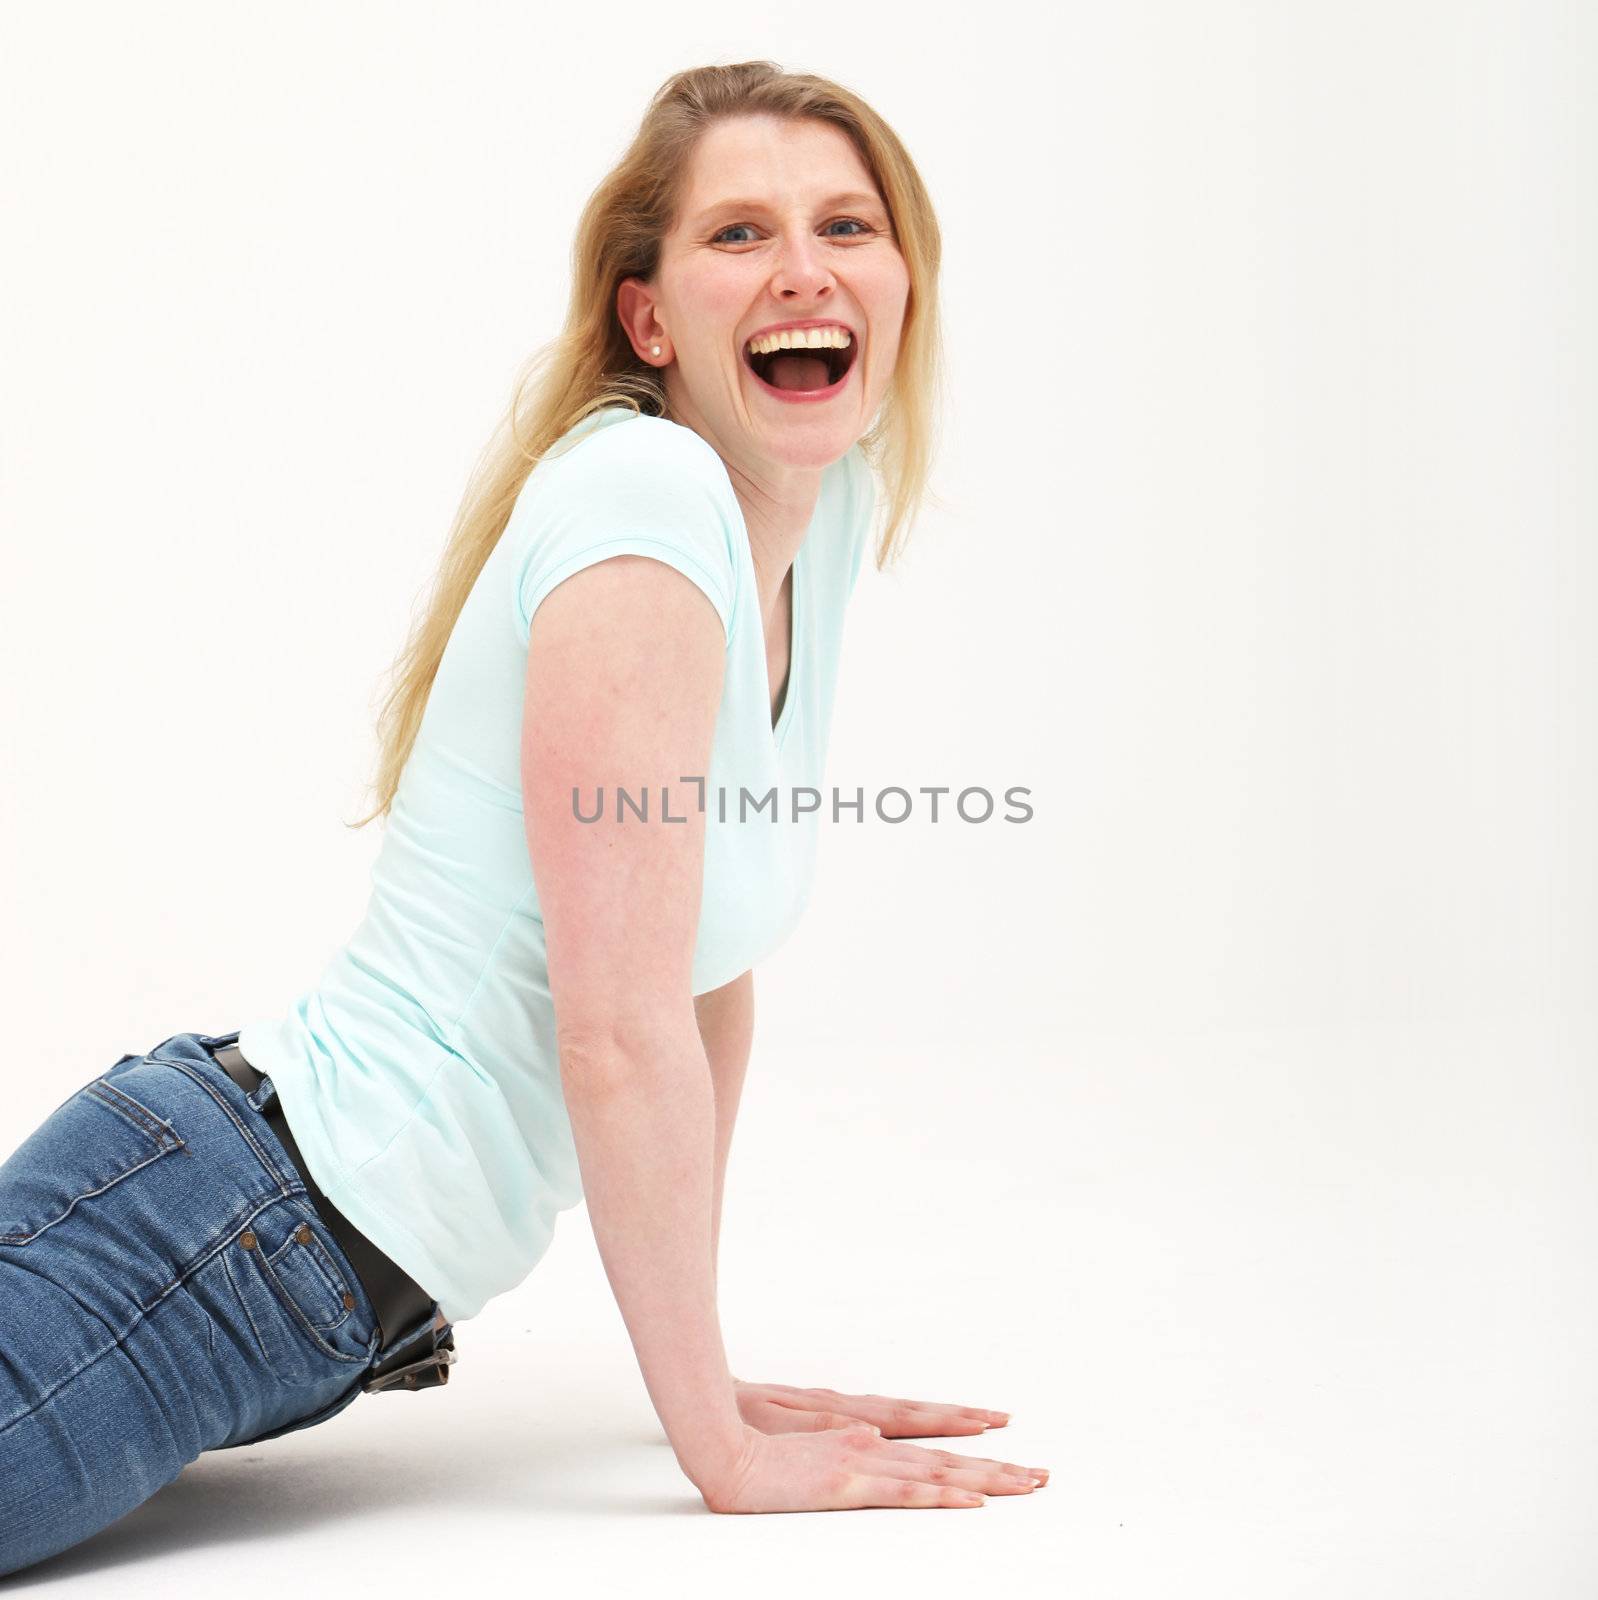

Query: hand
(700, 1423), (1049, 1514)
(731, 1378), (1017, 1440)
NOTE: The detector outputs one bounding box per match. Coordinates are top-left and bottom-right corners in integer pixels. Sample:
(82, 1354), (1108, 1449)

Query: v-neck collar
(768, 538), (804, 750)
(713, 458), (812, 758)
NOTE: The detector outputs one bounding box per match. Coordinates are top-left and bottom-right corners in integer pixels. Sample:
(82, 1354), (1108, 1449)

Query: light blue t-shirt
(239, 405), (874, 1324)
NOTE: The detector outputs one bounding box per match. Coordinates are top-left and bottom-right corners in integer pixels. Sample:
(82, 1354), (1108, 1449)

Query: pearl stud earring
(651, 344), (661, 357)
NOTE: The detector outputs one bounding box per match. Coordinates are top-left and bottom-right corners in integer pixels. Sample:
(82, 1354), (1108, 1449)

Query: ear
(616, 277), (669, 365)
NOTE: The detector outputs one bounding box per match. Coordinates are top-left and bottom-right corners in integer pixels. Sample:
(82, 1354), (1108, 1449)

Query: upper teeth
(746, 326), (853, 356)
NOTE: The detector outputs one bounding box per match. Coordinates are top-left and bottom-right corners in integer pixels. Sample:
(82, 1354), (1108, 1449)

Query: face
(618, 115), (910, 477)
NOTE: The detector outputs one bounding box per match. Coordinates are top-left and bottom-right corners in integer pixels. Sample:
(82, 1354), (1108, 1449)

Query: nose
(769, 229), (836, 301)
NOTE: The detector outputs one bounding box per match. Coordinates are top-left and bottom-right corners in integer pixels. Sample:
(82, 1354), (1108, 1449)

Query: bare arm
(522, 552), (742, 1496)
(694, 968), (754, 1303)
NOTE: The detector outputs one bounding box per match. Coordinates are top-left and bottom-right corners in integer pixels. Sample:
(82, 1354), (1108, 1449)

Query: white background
(1, 1), (1593, 1594)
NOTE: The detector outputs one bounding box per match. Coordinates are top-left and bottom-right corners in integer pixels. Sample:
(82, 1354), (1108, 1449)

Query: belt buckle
(363, 1330), (457, 1395)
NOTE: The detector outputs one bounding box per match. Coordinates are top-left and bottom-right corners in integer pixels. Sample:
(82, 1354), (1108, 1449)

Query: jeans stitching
(0, 1144), (182, 1247)
(0, 1190), (297, 1440)
(222, 1244), (271, 1366)
(0, 1076), (191, 1245)
(159, 1058), (295, 1197)
(0, 1046), (390, 1441)
(239, 1233), (370, 1366)
(85, 1079), (184, 1151)
(265, 1230), (354, 1332)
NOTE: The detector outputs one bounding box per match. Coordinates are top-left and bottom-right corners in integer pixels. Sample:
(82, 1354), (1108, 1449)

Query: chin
(750, 409), (864, 465)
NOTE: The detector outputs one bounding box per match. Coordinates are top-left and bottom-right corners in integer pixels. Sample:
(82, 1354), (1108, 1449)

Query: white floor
(12, 1020), (1594, 1598)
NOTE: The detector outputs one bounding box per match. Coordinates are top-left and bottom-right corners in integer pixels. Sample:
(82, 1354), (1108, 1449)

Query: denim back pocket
(225, 1198), (377, 1380)
(0, 1070), (186, 1246)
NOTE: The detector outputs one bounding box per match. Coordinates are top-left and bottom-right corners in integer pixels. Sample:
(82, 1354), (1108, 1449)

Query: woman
(0, 62), (1047, 1567)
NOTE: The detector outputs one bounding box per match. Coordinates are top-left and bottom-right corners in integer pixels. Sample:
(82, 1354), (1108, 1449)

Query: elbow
(556, 1008), (705, 1097)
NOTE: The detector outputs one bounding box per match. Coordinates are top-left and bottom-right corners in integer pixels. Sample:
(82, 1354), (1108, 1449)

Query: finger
(813, 1391), (1012, 1435)
(845, 1476), (988, 1510)
(838, 1404), (993, 1439)
(767, 1390), (866, 1417)
(767, 1389), (1010, 1444)
(745, 1400), (875, 1436)
(744, 1402), (820, 1435)
(864, 1456), (1039, 1495)
(766, 1399), (963, 1437)
(869, 1440), (1050, 1483)
(874, 1407), (991, 1437)
(746, 1388), (877, 1426)
(819, 1388), (1010, 1428)
(804, 1410), (881, 1435)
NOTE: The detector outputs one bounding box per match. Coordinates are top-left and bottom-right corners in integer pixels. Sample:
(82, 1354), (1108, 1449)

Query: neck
(665, 395), (822, 624)
(725, 462), (820, 624)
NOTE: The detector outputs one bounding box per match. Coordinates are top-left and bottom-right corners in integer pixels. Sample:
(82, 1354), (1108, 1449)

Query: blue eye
(710, 217), (876, 245)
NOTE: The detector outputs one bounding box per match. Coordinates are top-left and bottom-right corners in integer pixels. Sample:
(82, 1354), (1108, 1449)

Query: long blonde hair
(349, 60), (945, 830)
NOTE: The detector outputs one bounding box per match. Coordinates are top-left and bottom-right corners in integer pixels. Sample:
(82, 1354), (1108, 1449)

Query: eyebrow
(690, 191), (888, 227)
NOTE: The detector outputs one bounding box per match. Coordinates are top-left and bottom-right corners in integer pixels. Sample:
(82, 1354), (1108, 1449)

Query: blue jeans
(0, 1029), (454, 1577)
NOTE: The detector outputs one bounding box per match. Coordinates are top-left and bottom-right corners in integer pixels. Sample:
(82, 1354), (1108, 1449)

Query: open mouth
(742, 329), (859, 396)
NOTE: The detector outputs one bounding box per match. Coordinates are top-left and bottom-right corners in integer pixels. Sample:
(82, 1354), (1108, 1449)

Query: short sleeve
(513, 414), (741, 644)
(846, 446), (878, 598)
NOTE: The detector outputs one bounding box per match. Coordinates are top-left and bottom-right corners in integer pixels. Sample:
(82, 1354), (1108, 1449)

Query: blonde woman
(0, 61), (1047, 1568)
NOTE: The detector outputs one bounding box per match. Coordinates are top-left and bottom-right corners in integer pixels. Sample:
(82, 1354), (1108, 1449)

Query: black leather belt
(209, 1041), (455, 1395)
